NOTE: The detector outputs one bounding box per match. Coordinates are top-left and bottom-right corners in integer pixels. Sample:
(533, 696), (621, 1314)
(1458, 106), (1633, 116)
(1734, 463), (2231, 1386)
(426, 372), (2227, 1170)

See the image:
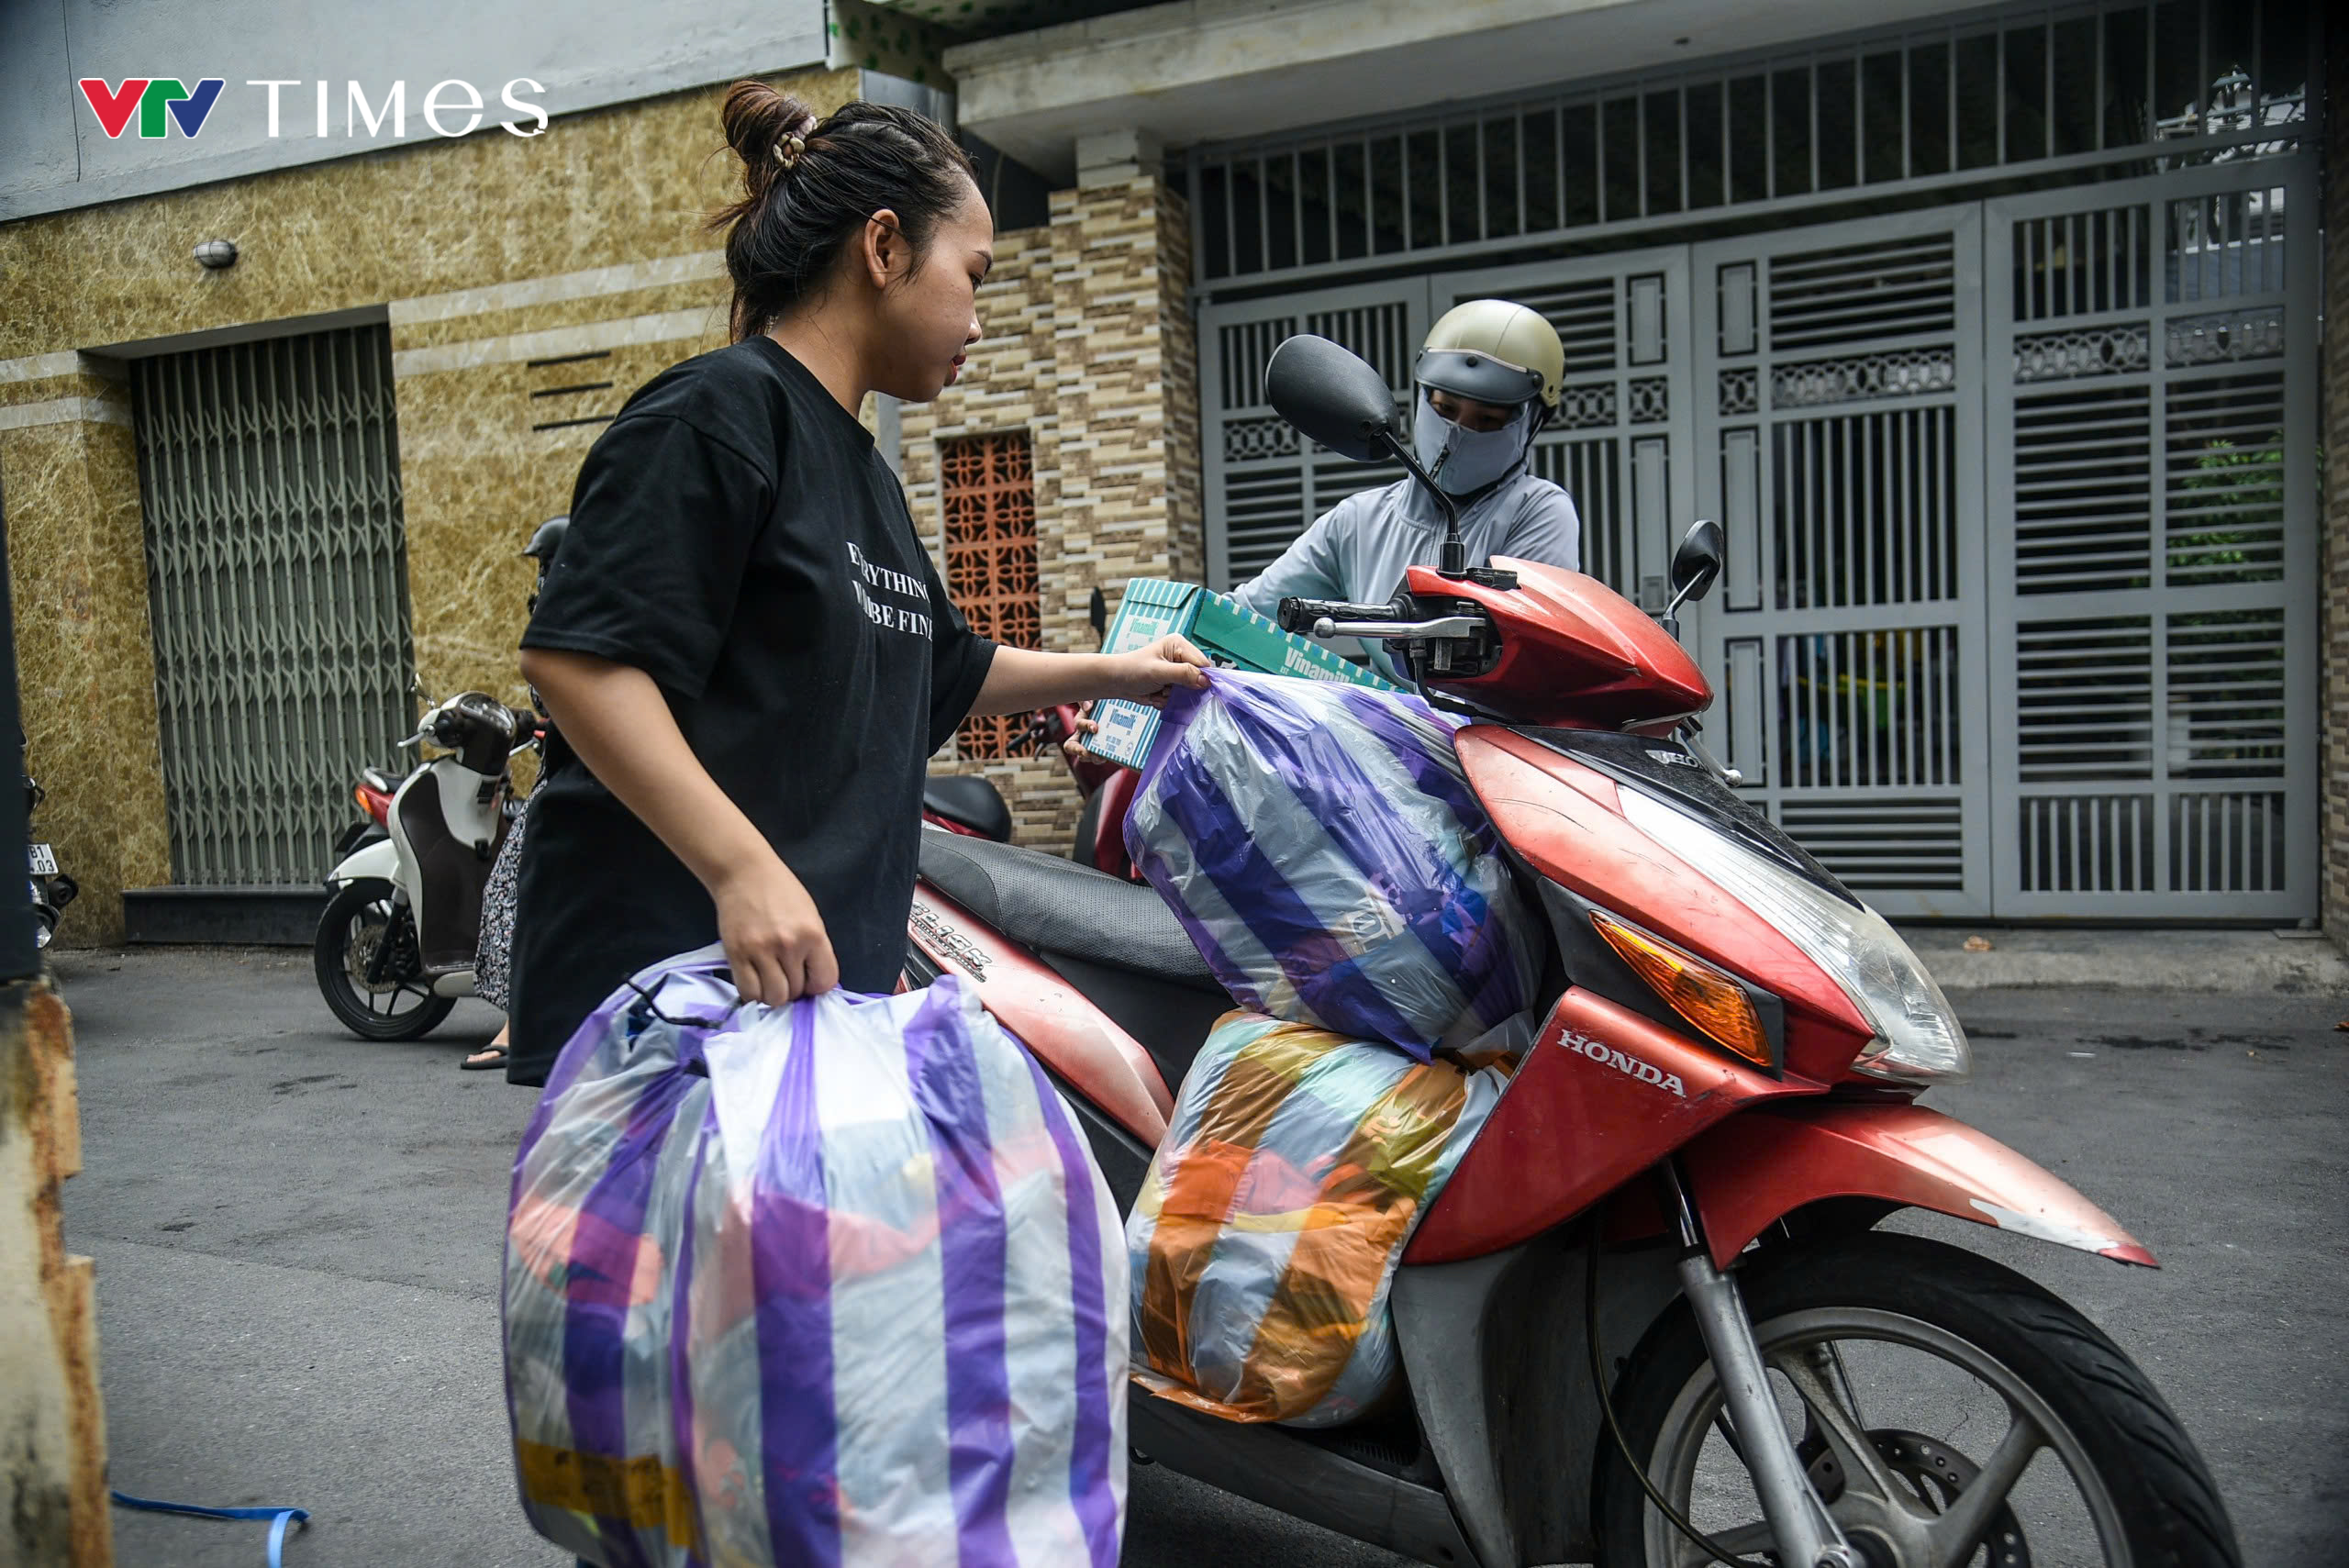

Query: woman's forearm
(969, 639), (1210, 717)
(518, 647), (775, 894)
(967, 646), (1118, 717)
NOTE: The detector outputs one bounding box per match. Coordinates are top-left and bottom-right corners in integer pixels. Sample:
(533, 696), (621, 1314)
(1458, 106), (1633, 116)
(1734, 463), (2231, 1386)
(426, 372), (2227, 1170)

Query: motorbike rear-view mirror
(1088, 585), (1107, 642)
(1268, 334), (1470, 574)
(1667, 519), (1724, 612)
(1266, 335), (1398, 462)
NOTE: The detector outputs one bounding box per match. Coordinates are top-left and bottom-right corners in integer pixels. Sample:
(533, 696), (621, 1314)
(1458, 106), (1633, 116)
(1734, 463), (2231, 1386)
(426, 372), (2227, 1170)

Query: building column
(0, 371), (172, 945)
(1047, 166), (1202, 603)
(904, 162), (1199, 848)
(2324, 42), (2349, 950)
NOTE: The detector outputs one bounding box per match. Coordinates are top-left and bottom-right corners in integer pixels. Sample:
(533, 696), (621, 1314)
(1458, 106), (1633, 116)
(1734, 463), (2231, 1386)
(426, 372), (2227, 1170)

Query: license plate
(28, 843), (57, 876)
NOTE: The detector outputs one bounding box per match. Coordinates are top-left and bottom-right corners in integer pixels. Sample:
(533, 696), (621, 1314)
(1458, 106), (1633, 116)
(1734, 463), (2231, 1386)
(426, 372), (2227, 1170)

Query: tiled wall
(0, 67), (857, 940)
(902, 174), (1198, 848)
(2324, 43), (2348, 950)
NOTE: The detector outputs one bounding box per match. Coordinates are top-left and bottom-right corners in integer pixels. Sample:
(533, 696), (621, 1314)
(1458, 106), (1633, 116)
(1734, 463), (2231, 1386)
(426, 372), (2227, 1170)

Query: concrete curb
(1898, 927), (2349, 995)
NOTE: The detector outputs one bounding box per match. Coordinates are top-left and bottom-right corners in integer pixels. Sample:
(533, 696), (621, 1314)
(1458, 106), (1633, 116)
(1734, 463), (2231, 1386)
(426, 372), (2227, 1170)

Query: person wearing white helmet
(1230, 299), (1580, 683)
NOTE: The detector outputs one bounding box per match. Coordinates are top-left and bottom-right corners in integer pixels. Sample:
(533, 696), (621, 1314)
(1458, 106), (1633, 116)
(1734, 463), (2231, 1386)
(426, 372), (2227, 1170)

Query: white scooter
(315, 692), (529, 1040)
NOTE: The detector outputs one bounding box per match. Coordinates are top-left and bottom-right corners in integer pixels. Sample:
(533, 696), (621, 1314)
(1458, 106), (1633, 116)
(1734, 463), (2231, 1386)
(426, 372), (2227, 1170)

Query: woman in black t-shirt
(503, 85), (1206, 1086)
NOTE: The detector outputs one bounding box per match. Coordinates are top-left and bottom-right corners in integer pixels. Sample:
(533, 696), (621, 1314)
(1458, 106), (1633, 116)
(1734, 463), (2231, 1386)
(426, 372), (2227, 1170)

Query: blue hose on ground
(111, 1490), (309, 1567)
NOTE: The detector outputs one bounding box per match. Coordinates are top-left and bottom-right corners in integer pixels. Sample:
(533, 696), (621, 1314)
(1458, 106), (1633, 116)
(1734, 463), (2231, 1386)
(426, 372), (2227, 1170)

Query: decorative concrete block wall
(902, 174), (1198, 849)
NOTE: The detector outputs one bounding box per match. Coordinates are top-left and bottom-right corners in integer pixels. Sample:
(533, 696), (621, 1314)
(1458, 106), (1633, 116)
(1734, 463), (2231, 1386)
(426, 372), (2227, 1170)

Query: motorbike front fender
(1680, 1100), (2157, 1269)
(325, 837), (401, 890)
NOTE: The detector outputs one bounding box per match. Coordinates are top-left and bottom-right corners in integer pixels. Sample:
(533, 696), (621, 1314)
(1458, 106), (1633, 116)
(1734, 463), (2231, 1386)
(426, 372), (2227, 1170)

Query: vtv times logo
(77, 78), (225, 139)
(77, 78), (549, 141)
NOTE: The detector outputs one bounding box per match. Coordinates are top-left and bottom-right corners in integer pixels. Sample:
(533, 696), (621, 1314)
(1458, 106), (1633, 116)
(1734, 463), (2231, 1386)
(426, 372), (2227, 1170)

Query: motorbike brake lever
(1310, 615), (1484, 640)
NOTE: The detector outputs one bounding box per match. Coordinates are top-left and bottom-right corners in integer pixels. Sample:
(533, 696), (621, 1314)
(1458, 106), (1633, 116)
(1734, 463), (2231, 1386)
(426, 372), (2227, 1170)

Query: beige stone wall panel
(0, 70), (857, 361)
(388, 275), (731, 354)
(0, 69), (851, 934)
(0, 413), (170, 942)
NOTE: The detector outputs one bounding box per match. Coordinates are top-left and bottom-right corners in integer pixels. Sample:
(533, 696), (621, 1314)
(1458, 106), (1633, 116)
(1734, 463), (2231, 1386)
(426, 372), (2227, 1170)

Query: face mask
(1411, 393), (1534, 495)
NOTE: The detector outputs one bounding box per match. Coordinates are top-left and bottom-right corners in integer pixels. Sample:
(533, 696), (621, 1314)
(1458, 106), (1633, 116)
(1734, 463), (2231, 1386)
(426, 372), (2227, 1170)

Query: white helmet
(1416, 299), (1565, 418)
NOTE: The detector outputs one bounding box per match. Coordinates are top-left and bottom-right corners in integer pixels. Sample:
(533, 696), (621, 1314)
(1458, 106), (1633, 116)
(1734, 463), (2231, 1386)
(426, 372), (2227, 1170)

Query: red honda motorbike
(905, 336), (2236, 1568)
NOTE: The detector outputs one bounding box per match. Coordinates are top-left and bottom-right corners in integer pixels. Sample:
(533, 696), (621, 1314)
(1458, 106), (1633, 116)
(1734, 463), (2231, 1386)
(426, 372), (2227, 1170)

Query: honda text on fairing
(316, 691), (536, 1040)
(900, 334), (2238, 1568)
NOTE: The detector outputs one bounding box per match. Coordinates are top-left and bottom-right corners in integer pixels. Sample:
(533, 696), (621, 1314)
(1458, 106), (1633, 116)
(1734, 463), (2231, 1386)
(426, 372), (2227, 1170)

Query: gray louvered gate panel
(1984, 161), (2319, 917)
(132, 325), (417, 886)
(1441, 251), (1693, 606)
(1202, 280), (1431, 591)
(1693, 206), (1991, 917)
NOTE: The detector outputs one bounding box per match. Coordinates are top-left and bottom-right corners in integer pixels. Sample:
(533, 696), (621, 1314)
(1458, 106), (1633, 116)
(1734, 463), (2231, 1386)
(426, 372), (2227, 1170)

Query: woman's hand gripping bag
(1126, 1014), (1505, 1427)
(504, 945), (1129, 1568)
(1124, 671), (1540, 1060)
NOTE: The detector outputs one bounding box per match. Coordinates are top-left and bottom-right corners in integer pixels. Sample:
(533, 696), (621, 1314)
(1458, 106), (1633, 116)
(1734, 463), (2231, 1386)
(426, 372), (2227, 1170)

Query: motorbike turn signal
(1588, 910), (1771, 1068)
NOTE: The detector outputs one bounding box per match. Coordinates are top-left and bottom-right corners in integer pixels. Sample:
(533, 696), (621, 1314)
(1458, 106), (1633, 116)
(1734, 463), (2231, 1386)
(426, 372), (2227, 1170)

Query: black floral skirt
(476, 797), (530, 1012)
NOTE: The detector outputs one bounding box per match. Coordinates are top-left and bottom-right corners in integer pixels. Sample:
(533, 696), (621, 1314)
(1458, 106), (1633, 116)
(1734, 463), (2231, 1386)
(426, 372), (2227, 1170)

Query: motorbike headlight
(1617, 786), (1970, 1084)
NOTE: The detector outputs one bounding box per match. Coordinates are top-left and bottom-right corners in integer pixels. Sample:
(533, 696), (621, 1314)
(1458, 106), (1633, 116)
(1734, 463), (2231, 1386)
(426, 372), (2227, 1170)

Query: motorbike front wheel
(1594, 1231), (2240, 1568)
(315, 877), (455, 1041)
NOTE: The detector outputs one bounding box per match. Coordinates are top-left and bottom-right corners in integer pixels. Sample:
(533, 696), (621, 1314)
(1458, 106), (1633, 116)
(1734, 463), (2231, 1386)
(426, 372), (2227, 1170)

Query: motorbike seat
(921, 773), (1013, 841)
(917, 828), (1233, 1089)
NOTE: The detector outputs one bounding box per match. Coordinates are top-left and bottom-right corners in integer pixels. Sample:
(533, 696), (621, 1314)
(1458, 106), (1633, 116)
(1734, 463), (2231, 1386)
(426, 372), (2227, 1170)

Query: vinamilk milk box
(1080, 578), (1398, 770)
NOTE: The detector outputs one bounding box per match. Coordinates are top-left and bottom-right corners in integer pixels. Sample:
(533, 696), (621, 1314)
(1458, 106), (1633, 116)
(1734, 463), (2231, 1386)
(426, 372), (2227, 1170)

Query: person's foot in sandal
(462, 1023), (509, 1071)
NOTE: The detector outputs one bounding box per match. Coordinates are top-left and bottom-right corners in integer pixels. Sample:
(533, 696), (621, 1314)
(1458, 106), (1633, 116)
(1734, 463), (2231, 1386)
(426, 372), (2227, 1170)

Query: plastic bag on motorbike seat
(503, 944), (1129, 1568)
(1125, 671), (1541, 1061)
(1127, 1012), (1505, 1427)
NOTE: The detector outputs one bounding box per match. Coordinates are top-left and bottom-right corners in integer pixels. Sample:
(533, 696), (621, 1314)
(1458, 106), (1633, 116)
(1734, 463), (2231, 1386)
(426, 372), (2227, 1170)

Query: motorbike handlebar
(1277, 597), (1396, 637)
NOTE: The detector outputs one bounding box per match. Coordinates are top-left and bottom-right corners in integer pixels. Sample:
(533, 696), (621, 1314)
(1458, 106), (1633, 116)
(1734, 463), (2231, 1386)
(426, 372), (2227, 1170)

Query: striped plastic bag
(504, 945), (1128, 1568)
(1127, 1013), (1506, 1427)
(1125, 671), (1540, 1061)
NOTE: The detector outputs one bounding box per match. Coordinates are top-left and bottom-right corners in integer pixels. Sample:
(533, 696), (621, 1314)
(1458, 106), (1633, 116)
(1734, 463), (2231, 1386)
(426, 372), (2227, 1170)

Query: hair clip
(773, 132), (807, 172)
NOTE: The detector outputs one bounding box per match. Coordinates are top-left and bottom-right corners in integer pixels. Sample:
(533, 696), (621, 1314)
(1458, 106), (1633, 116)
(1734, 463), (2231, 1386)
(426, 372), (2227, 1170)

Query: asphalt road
(52, 946), (2347, 1566)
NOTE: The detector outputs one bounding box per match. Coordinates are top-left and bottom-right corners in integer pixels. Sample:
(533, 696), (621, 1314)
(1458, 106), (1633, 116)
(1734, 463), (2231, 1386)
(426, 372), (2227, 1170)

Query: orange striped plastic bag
(1125, 1013), (1507, 1427)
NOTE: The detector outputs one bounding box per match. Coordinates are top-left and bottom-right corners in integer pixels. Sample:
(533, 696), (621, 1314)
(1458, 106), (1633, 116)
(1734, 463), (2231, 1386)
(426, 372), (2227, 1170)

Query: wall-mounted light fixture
(193, 239), (239, 270)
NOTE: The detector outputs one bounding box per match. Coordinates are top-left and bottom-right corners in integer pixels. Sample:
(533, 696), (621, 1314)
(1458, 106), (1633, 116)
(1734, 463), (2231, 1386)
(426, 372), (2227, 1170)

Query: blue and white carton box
(1080, 578), (1398, 770)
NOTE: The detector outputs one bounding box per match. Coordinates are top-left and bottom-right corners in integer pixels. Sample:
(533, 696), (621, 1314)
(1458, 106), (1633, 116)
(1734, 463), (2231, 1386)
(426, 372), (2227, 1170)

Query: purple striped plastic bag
(504, 944), (1128, 1568)
(1124, 672), (1540, 1061)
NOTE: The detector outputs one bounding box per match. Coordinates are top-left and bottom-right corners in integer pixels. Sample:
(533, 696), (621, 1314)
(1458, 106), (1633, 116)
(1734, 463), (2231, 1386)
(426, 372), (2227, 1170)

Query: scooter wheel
(315, 877), (456, 1041)
(1592, 1231), (2239, 1568)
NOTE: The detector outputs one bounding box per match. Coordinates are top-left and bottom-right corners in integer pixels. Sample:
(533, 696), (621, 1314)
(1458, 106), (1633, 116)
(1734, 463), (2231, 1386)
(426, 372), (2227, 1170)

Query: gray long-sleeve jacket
(1230, 468), (1581, 683)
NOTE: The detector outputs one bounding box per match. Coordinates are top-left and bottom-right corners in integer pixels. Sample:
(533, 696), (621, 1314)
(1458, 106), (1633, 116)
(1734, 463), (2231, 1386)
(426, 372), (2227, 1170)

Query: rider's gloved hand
(1061, 704), (1098, 769)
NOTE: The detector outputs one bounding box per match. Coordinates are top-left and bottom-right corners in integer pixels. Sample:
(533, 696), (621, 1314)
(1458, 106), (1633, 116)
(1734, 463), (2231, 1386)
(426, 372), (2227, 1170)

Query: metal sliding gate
(1200, 174), (2318, 921)
(1690, 206), (1991, 917)
(1982, 161), (2319, 917)
(131, 324), (417, 886)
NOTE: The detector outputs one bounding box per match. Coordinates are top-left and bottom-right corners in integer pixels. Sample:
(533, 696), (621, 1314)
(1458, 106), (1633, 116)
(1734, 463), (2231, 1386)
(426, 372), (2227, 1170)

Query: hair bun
(719, 82), (819, 199)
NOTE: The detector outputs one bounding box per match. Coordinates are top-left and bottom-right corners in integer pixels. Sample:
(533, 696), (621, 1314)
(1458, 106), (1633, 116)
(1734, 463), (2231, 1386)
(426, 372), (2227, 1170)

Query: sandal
(461, 1045), (508, 1072)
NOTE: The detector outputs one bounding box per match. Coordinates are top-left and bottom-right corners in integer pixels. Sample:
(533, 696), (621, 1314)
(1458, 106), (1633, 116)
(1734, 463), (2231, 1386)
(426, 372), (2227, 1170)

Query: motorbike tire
(1593, 1230), (2240, 1568)
(315, 877), (456, 1042)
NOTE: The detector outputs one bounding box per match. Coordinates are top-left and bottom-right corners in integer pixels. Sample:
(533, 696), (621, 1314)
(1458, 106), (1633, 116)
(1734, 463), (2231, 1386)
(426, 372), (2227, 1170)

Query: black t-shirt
(504, 336), (996, 1085)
